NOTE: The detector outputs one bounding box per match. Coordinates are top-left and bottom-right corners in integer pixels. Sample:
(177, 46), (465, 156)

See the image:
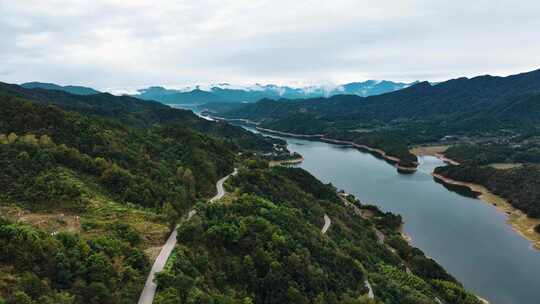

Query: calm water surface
(249, 128), (540, 304)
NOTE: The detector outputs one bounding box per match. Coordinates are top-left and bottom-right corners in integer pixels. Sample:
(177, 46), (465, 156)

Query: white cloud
(1, 0), (539, 90)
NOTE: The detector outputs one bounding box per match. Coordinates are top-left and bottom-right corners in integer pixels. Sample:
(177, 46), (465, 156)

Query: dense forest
(0, 217), (149, 304)
(0, 85), (291, 304)
(444, 136), (540, 165)
(154, 166), (481, 304)
(0, 95), (237, 303)
(0, 81), (287, 154)
(434, 165), (540, 219)
(0, 96), (236, 207)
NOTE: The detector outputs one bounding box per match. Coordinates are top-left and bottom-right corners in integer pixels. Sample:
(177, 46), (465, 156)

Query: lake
(249, 128), (540, 304)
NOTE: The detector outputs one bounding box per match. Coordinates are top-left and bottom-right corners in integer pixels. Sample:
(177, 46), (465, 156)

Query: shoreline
(410, 145), (460, 165)
(209, 116), (418, 172)
(432, 173), (540, 250)
(413, 144), (540, 250)
(255, 126), (419, 172)
(268, 156), (304, 167)
(209, 115), (261, 126)
(256, 126), (324, 138)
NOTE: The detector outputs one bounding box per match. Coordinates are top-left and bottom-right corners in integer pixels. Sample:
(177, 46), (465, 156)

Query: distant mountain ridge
(16, 80), (416, 104)
(21, 81), (101, 95)
(132, 80), (416, 104)
(215, 69), (540, 131)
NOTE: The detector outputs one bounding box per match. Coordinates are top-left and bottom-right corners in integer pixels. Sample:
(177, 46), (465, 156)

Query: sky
(1, 0), (540, 92)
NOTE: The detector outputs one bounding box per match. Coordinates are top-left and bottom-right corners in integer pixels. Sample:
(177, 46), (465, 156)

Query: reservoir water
(249, 128), (540, 304)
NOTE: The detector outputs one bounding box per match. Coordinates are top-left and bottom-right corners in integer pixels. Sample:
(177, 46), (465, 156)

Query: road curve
(138, 168), (237, 304)
(364, 279), (375, 299)
(210, 168), (238, 203)
(321, 214), (331, 234)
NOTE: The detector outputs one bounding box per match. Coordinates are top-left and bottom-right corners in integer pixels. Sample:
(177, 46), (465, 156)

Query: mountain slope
(0, 82), (286, 154)
(154, 166), (481, 304)
(21, 82), (101, 95)
(0, 94), (244, 303)
(218, 69), (540, 128)
(136, 87), (228, 104)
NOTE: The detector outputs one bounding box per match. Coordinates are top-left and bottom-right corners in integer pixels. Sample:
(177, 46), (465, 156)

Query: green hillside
(155, 166), (481, 304)
(0, 84), (482, 304)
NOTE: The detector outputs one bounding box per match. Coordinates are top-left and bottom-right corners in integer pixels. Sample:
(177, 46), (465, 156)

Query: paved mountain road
(138, 168), (237, 304)
(210, 168), (238, 202)
(321, 214), (331, 234)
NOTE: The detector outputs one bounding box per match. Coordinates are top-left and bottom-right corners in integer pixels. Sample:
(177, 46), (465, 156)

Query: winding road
(321, 214), (331, 234)
(137, 168), (237, 304)
(210, 168), (238, 202)
(364, 279), (375, 299)
(319, 212), (373, 299)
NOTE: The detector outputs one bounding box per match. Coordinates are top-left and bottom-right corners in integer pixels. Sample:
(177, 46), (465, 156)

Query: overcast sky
(1, 0), (540, 92)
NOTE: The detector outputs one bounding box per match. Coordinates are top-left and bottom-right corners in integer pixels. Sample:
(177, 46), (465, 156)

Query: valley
(2, 2), (539, 304)
(0, 82), (484, 304)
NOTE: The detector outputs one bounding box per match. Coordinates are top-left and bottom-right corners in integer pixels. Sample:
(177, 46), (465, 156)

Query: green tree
(287, 286), (309, 304)
(163, 202), (179, 229)
(183, 168), (196, 196)
(85, 253), (115, 284)
(0, 134), (8, 144)
(38, 134), (54, 146)
(84, 282), (112, 304)
(10, 291), (33, 304)
(7, 132), (18, 143)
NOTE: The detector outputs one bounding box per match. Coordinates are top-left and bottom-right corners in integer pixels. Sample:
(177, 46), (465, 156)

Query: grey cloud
(0, 0), (539, 89)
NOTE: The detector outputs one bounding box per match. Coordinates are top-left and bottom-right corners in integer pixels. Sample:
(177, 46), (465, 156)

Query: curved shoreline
(432, 173), (540, 250)
(209, 115), (261, 126)
(210, 116), (418, 171)
(268, 156), (304, 167)
(256, 126), (324, 138)
(410, 145), (460, 165)
(412, 145), (540, 250)
(255, 126), (418, 172)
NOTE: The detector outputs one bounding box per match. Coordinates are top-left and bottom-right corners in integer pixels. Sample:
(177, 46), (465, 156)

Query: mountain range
(133, 80), (416, 104)
(19, 80), (417, 105)
(213, 69), (540, 132)
(206, 68), (540, 168)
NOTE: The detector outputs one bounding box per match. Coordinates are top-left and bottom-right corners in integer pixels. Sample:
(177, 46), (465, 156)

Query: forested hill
(21, 82), (101, 95)
(0, 87), (290, 303)
(0, 94), (242, 303)
(1, 81), (198, 127)
(0, 81), (284, 153)
(0, 82), (482, 303)
(215, 68), (540, 132)
(155, 165), (482, 304)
